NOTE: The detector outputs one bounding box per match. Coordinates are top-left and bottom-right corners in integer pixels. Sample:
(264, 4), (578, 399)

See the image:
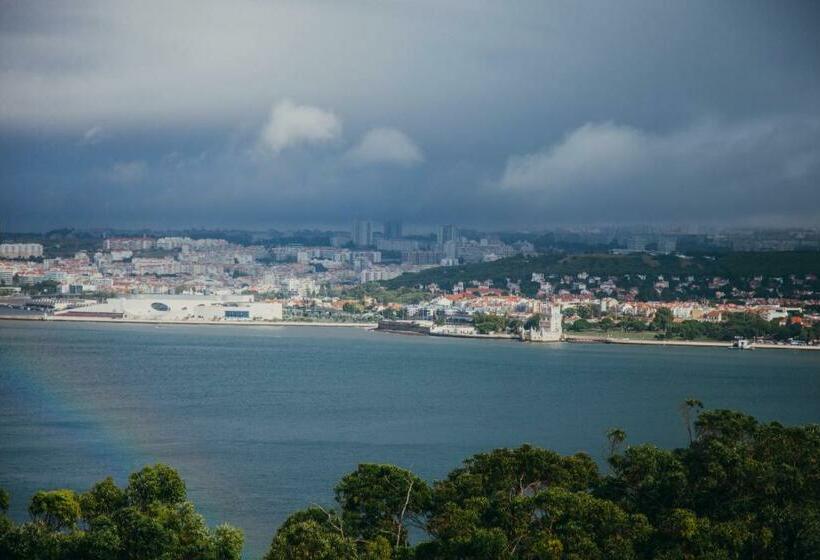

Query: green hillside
(383, 251), (820, 294)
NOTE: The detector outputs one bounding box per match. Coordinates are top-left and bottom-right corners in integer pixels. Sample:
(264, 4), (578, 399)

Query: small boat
(730, 337), (754, 350)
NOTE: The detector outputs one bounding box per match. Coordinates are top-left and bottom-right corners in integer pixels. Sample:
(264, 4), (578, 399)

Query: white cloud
(80, 125), (106, 145)
(346, 127), (424, 166)
(500, 118), (820, 194)
(259, 100), (341, 154)
(501, 122), (647, 190)
(102, 160), (147, 184)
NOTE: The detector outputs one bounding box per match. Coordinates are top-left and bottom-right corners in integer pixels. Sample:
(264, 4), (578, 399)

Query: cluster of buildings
(564, 299), (804, 325)
(0, 228), (436, 304)
(378, 296), (563, 342)
(538, 227), (820, 254)
(523, 271), (818, 302)
(380, 285), (816, 340)
(0, 222), (528, 299)
(344, 220), (530, 265)
(1, 226), (816, 337)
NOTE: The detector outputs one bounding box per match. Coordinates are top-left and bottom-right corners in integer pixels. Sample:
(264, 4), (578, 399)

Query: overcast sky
(1, 0), (819, 231)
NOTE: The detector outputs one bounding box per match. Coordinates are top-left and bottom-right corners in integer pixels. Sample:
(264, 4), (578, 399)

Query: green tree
(473, 313), (509, 334)
(0, 466), (244, 560)
(80, 515), (121, 560)
(621, 317), (649, 332)
(568, 318), (592, 331)
(342, 302), (362, 314)
(114, 506), (171, 560)
(126, 464), (187, 510)
(606, 427), (627, 457)
(427, 445), (599, 558)
(600, 444), (690, 522)
(335, 464), (432, 549)
(0, 488), (9, 514)
(28, 489), (81, 531)
(80, 477), (127, 521)
(680, 398), (704, 445)
(576, 304), (594, 319)
(652, 307), (674, 334)
(529, 487), (651, 559)
(265, 508), (358, 560)
(212, 524), (244, 560)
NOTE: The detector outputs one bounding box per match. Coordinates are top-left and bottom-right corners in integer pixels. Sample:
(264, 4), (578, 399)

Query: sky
(1, 0), (819, 232)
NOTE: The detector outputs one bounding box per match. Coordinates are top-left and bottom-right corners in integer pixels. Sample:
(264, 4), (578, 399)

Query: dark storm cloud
(1, 0), (819, 230)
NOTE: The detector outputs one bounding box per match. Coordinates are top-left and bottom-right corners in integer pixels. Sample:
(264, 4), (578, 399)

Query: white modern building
(56, 294), (283, 322)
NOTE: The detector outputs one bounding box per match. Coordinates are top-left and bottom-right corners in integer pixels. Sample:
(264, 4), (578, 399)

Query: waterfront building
(522, 302), (563, 342)
(55, 294), (283, 322)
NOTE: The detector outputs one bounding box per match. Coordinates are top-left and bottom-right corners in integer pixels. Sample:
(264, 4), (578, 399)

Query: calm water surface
(1, 320), (818, 557)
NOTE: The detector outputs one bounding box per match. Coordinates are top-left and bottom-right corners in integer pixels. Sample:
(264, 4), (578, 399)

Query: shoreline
(2, 315), (818, 351)
(563, 334), (820, 351)
(0, 314), (377, 329)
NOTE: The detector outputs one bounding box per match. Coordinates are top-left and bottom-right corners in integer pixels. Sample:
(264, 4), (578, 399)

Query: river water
(1, 320), (818, 557)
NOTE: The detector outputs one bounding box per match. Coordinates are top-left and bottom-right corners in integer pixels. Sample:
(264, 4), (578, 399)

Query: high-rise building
(383, 220), (403, 240)
(352, 220), (373, 247)
(437, 225), (458, 246)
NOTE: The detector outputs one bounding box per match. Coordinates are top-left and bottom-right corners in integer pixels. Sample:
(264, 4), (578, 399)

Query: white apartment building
(360, 267), (401, 283)
(0, 243), (44, 259)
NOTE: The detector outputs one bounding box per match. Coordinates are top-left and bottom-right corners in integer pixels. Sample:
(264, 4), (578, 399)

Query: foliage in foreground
(0, 464), (243, 560)
(266, 407), (820, 560)
(2, 407), (818, 559)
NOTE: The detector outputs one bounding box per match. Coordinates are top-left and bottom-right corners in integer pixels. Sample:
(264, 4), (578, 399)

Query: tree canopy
(0, 464), (243, 560)
(264, 406), (820, 560)
(2, 408), (818, 559)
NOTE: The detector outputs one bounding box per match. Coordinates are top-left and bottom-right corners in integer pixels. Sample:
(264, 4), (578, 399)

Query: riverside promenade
(563, 334), (820, 351)
(3, 314), (817, 350)
(0, 314), (377, 329)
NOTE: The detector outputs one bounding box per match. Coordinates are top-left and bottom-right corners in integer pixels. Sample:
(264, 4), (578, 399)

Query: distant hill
(382, 251), (820, 295)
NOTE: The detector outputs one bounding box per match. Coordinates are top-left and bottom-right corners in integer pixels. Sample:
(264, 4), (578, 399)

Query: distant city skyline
(2, 1), (819, 231)
(3, 221), (820, 237)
